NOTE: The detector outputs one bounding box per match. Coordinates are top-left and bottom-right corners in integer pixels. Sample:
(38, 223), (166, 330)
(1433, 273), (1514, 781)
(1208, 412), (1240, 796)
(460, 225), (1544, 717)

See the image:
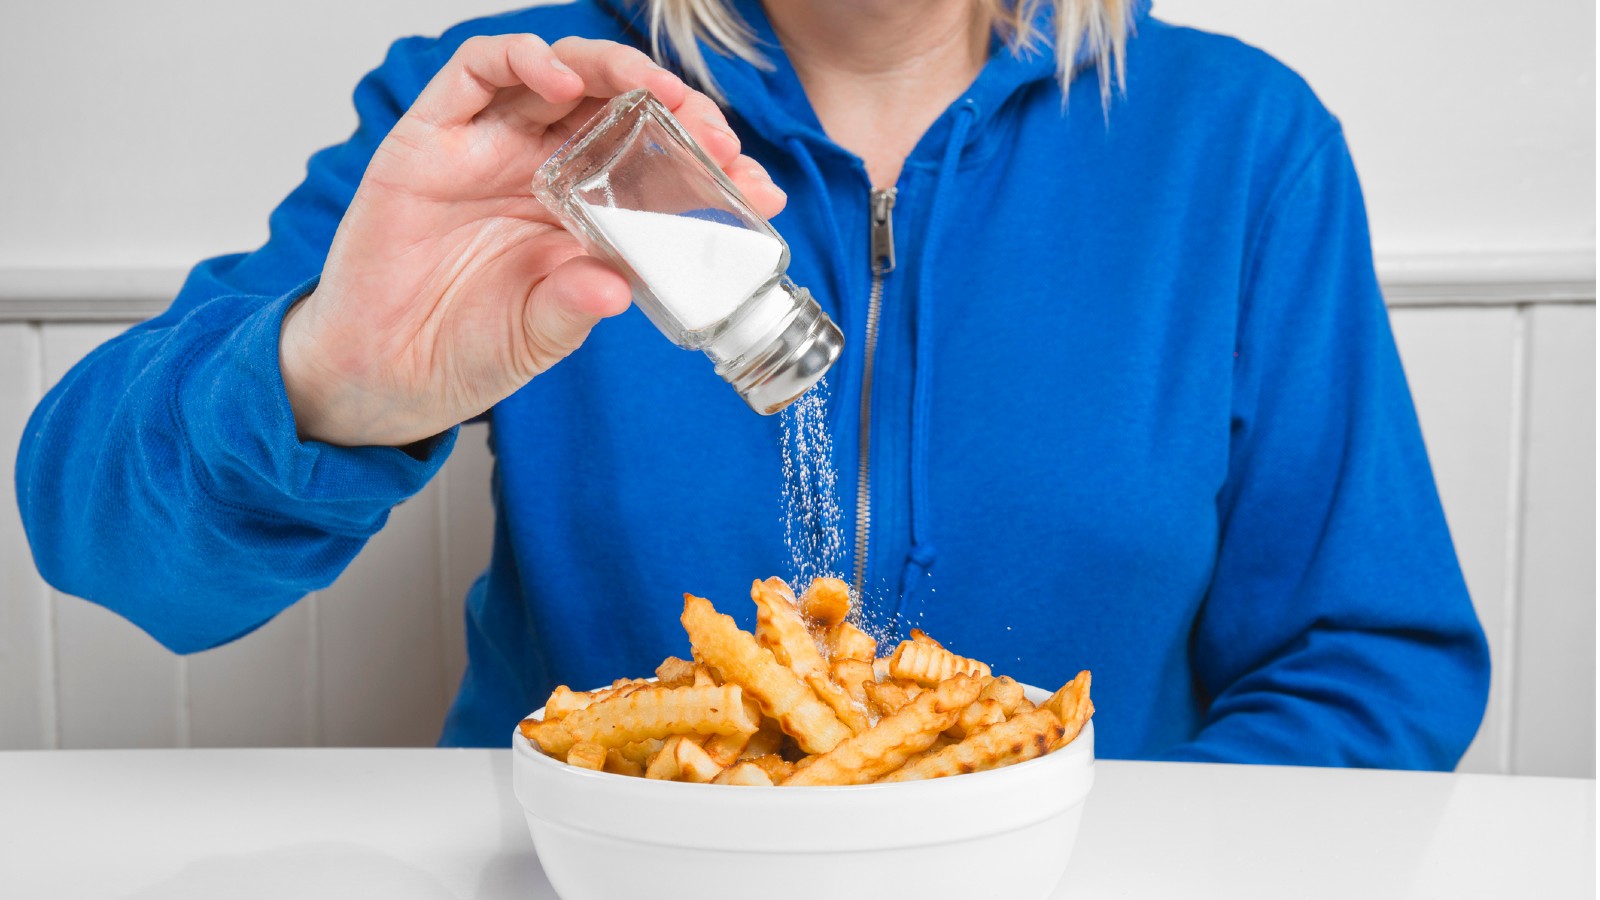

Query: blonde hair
(641, 0), (1132, 107)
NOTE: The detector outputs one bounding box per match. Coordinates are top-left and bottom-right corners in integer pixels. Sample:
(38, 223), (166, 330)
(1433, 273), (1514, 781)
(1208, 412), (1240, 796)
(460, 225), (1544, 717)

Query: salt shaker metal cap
(533, 89), (844, 415)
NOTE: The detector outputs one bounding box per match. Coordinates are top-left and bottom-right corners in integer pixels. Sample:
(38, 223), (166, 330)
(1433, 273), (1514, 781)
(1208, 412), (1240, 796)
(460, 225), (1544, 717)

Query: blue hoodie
(16, 0), (1489, 766)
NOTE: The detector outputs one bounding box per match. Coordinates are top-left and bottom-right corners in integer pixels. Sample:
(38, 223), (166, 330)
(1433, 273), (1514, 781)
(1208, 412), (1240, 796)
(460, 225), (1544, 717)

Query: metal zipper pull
(871, 188), (897, 274)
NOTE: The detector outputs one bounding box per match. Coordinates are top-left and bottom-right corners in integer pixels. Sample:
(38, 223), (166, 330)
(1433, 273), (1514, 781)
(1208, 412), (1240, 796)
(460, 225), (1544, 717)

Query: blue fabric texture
(16, 0), (1489, 767)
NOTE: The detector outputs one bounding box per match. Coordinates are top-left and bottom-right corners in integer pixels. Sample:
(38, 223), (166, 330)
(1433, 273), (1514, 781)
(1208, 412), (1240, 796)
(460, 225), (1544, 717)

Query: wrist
(279, 289), (365, 446)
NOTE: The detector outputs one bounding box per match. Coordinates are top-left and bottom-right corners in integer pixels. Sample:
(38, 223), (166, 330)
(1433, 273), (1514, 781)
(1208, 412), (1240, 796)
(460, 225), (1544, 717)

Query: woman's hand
(279, 35), (786, 447)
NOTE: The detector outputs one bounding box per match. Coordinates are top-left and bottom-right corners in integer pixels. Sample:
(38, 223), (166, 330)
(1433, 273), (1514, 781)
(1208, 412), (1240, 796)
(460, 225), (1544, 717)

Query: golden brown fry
(825, 621), (878, 662)
(565, 742), (606, 771)
(738, 718), (786, 760)
(529, 684), (759, 756)
(616, 739), (662, 767)
(979, 675), (1026, 716)
(645, 735), (690, 780)
(945, 698), (1006, 739)
(742, 753), (797, 783)
(784, 675), (984, 786)
(751, 579), (830, 682)
(831, 658), (875, 711)
(873, 656), (892, 682)
(763, 576), (798, 605)
(674, 737), (724, 783)
(813, 678), (872, 735)
(693, 665), (718, 687)
(603, 748), (644, 777)
(609, 677), (652, 692)
(799, 576), (851, 627)
(879, 707), (1065, 783)
(681, 594), (851, 754)
(894, 733), (956, 770)
(543, 685), (592, 720)
(888, 640), (992, 686)
(863, 680), (915, 717)
(1043, 670), (1093, 751)
(655, 657), (697, 687)
(712, 761), (775, 786)
(909, 628), (944, 649)
(702, 698), (761, 766)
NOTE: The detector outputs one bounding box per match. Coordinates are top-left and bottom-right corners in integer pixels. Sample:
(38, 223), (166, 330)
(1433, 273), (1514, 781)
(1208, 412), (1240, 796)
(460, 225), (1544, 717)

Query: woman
(16, 0), (1489, 765)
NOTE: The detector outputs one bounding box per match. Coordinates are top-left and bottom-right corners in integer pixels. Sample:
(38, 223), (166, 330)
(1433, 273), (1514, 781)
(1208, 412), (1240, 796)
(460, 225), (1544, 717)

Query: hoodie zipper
(853, 188), (897, 596)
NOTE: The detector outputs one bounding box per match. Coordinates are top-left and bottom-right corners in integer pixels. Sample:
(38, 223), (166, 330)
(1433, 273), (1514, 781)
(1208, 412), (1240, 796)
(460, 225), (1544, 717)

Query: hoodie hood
(595, 0), (1153, 157)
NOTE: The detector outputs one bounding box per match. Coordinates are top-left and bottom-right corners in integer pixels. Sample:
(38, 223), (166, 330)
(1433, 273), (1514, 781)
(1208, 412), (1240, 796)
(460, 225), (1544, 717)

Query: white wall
(0, 2), (1593, 775)
(1159, 0), (1594, 264)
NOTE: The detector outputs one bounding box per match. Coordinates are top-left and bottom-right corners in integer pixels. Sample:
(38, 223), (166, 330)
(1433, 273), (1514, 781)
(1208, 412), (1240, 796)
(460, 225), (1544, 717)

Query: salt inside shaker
(533, 89), (844, 415)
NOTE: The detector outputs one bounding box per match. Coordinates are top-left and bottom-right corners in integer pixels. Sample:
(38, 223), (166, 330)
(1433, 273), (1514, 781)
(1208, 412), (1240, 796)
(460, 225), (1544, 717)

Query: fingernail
(550, 58), (576, 76)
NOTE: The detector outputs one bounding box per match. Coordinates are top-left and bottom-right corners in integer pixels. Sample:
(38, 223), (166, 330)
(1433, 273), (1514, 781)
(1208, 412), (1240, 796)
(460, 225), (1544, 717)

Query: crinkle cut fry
(831, 658), (875, 713)
(826, 621), (877, 662)
(799, 576), (851, 626)
(565, 742), (606, 771)
(712, 762), (775, 786)
(863, 680), (917, 717)
(681, 593), (851, 755)
(655, 657), (697, 687)
(674, 737), (725, 783)
(528, 684), (758, 757)
(702, 698), (761, 765)
(979, 675), (1026, 716)
(888, 640), (991, 686)
(750, 580), (868, 732)
(783, 675), (984, 787)
(878, 707), (1065, 783)
(945, 698), (1006, 739)
(1043, 670), (1093, 750)
(751, 579), (829, 681)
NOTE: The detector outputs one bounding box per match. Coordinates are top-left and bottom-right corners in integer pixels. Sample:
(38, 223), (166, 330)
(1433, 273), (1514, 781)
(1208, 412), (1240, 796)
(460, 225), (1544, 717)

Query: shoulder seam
(1237, 123), (1347, 316)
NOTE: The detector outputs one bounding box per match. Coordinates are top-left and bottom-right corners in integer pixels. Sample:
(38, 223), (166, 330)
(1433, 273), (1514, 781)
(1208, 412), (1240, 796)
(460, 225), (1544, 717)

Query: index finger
(551, 37), (689, 108)
(410, 33), (585, 129)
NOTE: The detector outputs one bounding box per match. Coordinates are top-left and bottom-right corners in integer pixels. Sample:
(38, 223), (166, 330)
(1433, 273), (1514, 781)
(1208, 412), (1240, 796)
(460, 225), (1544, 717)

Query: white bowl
(511, 684), (1094, 900)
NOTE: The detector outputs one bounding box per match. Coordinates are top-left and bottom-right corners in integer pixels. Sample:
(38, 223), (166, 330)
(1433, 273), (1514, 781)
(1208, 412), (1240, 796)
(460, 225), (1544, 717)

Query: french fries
(523, 684), (758, 756)
(799, 576), (851, 626)
(682, 593), (851, 754)
(879, 707), (1065, 783)
(784, 675), (983, 786)
(888, 640), (992, 686)
(519, 575), (1092, 786)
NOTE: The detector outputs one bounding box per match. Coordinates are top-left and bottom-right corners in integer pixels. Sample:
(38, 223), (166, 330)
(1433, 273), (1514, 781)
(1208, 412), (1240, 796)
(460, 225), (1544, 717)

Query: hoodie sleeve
(14, 36), (457, 654)
(1160, 129), (1491, 769)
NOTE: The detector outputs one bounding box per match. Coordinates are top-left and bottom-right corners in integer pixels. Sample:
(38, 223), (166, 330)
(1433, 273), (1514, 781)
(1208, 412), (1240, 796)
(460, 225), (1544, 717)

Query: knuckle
(458, 34), (494, 56)
(512, 32), (550, 54)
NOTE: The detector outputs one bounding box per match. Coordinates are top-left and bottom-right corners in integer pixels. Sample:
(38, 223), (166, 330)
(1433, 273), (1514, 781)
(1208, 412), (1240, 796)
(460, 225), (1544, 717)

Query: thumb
(522, 253), (634, 373)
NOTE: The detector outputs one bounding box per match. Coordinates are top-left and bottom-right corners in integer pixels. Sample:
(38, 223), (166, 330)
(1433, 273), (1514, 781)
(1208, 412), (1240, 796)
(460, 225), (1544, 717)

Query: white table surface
(0, 749), (1591, 899)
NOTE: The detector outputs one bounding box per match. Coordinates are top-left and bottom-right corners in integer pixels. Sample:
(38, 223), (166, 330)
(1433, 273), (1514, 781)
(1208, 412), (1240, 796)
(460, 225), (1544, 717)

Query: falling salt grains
(779, 377), (843, 588)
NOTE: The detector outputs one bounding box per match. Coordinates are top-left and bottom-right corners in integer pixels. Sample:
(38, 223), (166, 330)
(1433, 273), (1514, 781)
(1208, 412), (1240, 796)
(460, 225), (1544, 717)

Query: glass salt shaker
(533, 89), (844, 415)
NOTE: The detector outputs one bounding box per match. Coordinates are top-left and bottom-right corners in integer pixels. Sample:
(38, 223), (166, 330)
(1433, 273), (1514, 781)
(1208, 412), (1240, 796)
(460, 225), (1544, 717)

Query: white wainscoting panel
(187, 601), (314, 748)
(438, 424), (496, 706)
(41, 323), (187, 749)
(1388, 307), (1518, 775)
(316, 478), (448, 748)
(0, 324), (51, 750)
(1511, 304), (1596, 777)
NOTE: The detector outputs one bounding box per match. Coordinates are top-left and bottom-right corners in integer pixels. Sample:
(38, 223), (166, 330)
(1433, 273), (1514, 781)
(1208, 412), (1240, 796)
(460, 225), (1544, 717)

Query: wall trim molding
(1376, 250), (1595, 306)
(0, 250), (1593, 322)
